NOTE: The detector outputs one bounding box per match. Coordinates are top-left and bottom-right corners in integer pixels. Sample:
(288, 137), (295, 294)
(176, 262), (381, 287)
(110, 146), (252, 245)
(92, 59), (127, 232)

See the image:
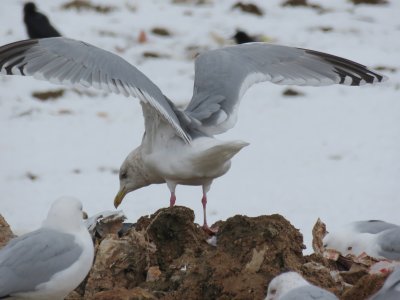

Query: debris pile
(0, 207), (390, 299)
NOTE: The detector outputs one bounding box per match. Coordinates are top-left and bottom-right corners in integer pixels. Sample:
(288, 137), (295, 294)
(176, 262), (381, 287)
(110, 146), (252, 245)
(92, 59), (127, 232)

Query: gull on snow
(0, 38), (387, 232)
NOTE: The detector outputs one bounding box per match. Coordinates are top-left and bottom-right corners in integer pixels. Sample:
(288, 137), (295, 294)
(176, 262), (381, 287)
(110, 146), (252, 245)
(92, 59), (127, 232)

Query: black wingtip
(0, 39), (38, 75)
(302, 48), (387, 86)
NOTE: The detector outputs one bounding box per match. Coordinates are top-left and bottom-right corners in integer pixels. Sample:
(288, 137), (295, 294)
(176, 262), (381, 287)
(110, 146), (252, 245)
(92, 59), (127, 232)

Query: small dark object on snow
(61, 0), (115, 14)
(32, 89), (65, 101)
(282, 0), (325, 11)
(142, 51), (169, 59)
(23, 2), (61, 38)
(282, 88), (304, 96)
(374, 66), (397, 73)
(282, 0), (308, 6)
(319, 26), (334, 32)
(350, 0), (387, 5)
(233, 30), (257, 44)
(26, 171), (39, 181)
(151, 27), (172, 37)
(232, 2), (264, 16)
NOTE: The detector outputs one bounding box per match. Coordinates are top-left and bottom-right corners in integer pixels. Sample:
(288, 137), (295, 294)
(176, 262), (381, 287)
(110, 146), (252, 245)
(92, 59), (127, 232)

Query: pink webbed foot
(202, 223), (219, 235)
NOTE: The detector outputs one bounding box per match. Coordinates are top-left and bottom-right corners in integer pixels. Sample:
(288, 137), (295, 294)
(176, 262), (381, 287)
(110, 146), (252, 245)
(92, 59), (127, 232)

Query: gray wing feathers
(185, 93), (225, 120)
(376, 228), (400, 260)
(281, 285), (338, 300)
(0, 38), (190, 143)
(0, 40), (386, 140)
(185, 43), (387, 135)
(0, 228), (82, 296)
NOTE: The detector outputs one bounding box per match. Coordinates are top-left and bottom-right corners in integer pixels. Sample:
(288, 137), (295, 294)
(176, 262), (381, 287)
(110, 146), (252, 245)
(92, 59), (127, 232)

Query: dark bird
(23, 2), (61, 39)
(232, 30), (257, 44)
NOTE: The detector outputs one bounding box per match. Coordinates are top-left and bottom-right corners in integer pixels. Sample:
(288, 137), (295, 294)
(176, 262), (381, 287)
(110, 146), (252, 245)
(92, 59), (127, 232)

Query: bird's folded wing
(0, 228), (82, 296)
(353, 220), (399, 234)
(282, 285), (338, 300)
(0, 38), (190, 143)
(185, 43), (387, 136)
(377, 228), (400, 260)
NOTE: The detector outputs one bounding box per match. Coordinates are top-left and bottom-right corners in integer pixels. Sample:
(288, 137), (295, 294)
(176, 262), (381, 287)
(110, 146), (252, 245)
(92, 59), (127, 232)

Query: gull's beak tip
(114, 200), (120, 209)
(114, 188), (126, 209)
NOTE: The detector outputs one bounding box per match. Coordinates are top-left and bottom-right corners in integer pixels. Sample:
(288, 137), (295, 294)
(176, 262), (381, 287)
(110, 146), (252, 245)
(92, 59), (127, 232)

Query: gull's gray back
(353, 220), (399, 234)
(281, 285), (338, 300)
(376, 228), (400, 260)
(0, 228), (82, 297)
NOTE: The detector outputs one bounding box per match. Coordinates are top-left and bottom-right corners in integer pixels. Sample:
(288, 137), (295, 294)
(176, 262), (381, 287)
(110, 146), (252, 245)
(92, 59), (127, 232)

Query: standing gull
(0, 38), (387, 232)
(0, 197), (94, 299)
(323, 220), (400, 260)
(265, 271), (338, 300)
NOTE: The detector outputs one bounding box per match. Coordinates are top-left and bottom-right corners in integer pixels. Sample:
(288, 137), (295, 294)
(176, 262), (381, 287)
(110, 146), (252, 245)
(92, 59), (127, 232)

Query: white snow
(0, 0), (399, 253)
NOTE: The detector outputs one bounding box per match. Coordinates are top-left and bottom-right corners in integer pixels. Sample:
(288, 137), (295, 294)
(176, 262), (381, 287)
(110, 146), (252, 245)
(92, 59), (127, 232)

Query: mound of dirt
(0, 215), (14, 248)
(0, 207), (389, 299)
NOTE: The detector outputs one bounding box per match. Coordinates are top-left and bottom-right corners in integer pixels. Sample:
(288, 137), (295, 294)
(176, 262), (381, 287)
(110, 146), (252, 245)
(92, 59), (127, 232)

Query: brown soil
(0, 207), (388, 299)
(0, 215), (14, 248)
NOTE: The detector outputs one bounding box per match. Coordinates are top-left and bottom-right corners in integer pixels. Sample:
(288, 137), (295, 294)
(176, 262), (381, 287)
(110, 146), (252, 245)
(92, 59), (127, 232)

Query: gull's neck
(129, 146), (165, 185)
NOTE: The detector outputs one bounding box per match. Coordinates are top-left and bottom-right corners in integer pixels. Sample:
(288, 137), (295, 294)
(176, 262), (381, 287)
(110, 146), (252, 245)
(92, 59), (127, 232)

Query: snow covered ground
(0, 0), (399, 253)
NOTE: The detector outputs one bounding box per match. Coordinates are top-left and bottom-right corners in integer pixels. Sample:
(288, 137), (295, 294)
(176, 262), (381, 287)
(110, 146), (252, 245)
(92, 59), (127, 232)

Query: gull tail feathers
(191, 140), (249, 170)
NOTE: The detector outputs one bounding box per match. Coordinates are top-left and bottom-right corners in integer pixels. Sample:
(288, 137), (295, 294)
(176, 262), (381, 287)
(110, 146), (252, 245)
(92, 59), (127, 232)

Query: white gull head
(265, 272), (309, 300)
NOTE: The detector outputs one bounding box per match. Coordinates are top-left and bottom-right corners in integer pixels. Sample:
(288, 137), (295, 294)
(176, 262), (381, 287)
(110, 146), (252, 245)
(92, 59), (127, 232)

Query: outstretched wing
(0, 38), (190, 143)
(185, 43), (387, 136)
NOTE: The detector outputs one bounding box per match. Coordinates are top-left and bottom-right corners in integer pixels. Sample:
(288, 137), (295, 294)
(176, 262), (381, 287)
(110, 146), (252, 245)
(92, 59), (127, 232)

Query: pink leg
(201, 195), (207, 227)
(167, 182), (177, 208)
(201, 194), (218, 234)
(169, 192), (176, 207)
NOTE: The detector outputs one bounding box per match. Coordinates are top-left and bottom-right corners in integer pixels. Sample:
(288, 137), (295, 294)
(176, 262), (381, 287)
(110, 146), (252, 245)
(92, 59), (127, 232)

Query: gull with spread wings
(0, 38), (387, 232)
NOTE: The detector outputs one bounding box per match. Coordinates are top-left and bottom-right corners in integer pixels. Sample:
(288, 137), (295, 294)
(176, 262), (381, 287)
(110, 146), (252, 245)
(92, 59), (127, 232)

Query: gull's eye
(270, 289), (277, 295)
(347, 246), (353, 251)
(119, 171), (128, 180)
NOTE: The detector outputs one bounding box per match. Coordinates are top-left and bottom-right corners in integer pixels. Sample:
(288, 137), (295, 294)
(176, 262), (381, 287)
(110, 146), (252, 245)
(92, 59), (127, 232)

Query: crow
(23, 2), (61, 38)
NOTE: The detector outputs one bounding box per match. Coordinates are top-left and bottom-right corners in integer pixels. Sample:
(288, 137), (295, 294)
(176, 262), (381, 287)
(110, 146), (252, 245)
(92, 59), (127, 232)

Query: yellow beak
(114, 187), (127, 208)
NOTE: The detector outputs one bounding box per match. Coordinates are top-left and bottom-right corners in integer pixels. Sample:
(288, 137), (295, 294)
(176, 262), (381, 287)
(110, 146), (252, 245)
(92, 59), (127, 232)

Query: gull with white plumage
(323, 220), (400, 260)
(0, 37), (387, 232)
(0, 197), (94, 299)
(265, 271), (338, 300)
